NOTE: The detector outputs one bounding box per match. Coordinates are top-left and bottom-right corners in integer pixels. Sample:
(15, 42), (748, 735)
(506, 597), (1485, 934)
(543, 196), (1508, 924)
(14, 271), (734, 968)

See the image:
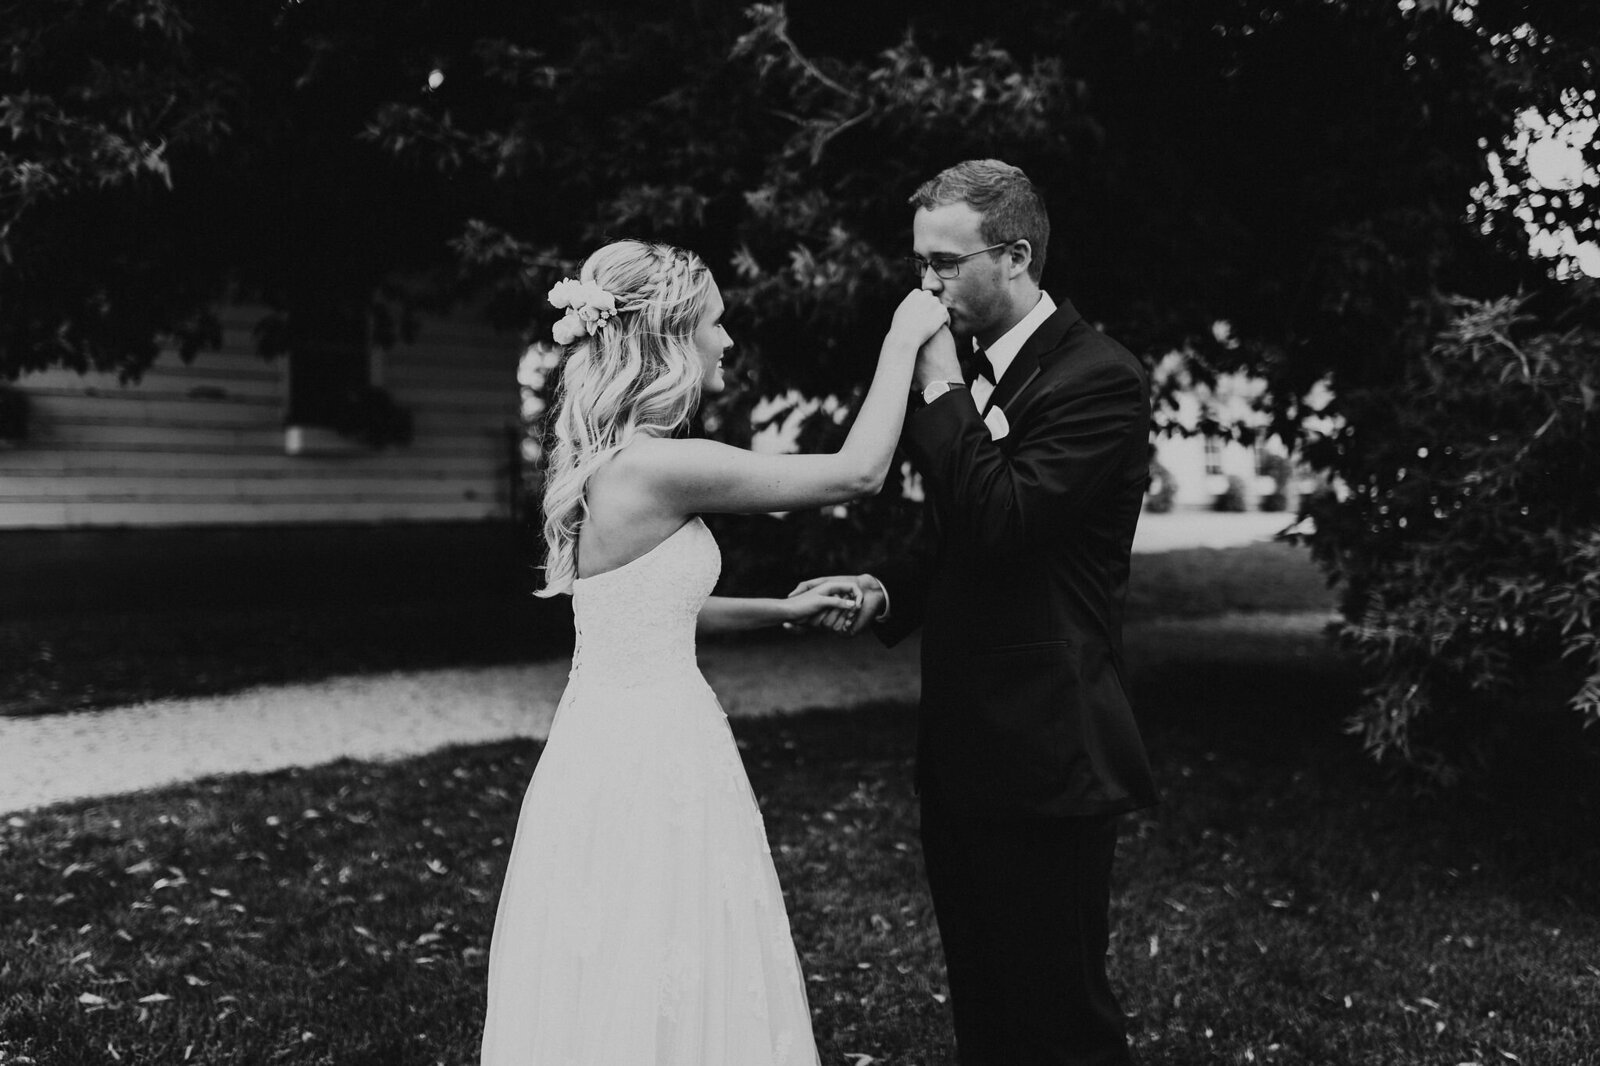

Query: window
(282, 301), (410, 454)
(1203, 436), (1223, 476)
(286, 303), (372, 431)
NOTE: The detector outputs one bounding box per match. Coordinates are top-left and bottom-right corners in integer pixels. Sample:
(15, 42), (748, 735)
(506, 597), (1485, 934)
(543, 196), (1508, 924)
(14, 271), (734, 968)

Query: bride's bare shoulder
(615, 434), (731, 473)
(598, 435), (710, 495)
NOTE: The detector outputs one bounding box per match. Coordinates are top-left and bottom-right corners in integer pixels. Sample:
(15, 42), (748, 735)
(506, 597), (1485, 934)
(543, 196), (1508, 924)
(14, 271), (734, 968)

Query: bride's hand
(888, 290), (949, 349)
(783, 579), (862, 627)
(914, 324), (962, 388)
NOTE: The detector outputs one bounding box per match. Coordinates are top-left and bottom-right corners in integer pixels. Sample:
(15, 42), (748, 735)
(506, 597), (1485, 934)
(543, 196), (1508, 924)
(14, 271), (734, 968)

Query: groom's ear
(1006, 239), (1034, 280)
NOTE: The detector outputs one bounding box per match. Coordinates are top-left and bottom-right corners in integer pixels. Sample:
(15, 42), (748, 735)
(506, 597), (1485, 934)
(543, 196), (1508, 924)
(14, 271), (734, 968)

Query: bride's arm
(697, 581), (861, 634)
(625, 295), (949, 517)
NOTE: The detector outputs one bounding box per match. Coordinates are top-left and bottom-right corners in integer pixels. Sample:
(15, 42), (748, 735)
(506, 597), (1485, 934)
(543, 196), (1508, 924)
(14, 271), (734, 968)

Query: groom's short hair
(909, 160), (1050, 283)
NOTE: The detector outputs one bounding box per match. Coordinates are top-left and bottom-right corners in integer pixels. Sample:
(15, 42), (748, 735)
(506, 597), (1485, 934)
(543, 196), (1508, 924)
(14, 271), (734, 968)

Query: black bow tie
(964, 347), (996, 386)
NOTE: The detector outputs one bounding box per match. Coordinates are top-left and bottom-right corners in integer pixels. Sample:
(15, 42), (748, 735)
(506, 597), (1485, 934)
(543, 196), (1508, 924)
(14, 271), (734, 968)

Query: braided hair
(536, 240), (714, 596)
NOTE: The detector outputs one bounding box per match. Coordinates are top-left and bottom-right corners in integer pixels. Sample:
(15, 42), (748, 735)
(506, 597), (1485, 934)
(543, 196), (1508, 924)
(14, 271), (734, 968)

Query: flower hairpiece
(549, 279), (623, 345)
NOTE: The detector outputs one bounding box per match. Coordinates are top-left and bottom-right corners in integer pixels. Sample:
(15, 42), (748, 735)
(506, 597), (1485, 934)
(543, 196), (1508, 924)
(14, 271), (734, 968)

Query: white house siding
(0, 305), (520, 529)
(1152, 434), (1280, 509)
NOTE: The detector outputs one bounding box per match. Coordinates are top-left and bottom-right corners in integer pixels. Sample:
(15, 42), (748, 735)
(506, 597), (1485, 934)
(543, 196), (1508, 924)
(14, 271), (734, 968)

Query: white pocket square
(983, 405), (1010, 441)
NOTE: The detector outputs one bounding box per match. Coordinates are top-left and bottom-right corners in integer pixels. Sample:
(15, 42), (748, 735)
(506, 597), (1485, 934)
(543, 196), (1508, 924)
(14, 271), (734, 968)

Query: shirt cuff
(862, 573), (890, 622)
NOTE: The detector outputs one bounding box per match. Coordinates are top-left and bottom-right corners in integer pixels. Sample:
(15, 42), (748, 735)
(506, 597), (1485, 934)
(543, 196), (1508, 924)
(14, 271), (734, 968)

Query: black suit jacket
(878, 299), (1159, 818)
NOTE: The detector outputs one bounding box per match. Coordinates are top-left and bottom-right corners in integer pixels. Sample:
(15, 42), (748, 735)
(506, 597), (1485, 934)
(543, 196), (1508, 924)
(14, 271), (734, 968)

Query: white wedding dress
(480, 517), (820, 1066)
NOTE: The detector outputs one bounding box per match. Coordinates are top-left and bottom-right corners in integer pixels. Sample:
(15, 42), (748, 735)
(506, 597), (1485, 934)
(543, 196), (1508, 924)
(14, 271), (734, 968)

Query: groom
(795, 159), (1158, 1065)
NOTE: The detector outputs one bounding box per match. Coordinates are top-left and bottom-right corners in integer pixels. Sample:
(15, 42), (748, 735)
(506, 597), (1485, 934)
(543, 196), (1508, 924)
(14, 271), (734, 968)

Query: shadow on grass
(0, 595), (575, 718)
(3, 539), (1337, 719)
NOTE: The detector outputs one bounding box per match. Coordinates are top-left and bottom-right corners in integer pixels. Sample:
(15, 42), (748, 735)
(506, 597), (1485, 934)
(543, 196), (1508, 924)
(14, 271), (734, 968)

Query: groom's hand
(913, 324), (962, 390)
(787, 574), (886, 636)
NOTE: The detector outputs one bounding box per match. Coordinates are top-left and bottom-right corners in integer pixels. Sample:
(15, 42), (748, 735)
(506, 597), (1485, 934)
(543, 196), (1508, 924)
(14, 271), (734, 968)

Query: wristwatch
(921, 380), (966, 405)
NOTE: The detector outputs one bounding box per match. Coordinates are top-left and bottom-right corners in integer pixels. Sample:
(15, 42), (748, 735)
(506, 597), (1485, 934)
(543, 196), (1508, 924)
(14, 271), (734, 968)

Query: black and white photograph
(2, 1), (1597, 1063)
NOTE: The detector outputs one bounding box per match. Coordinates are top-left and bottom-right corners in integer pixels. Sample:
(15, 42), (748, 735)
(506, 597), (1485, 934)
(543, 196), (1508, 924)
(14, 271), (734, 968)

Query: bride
(480, 238), (949, 1064)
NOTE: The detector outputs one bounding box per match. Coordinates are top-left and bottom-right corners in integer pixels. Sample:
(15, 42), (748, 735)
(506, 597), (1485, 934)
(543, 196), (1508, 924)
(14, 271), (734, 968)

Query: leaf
(137, 993), (172, 1004)
(77, 992), (108, 1005)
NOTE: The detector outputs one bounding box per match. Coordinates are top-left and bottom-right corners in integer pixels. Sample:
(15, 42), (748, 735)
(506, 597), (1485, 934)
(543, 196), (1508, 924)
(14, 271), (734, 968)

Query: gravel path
(0, 511), (1292, 814)
(0, 634), (921, 814)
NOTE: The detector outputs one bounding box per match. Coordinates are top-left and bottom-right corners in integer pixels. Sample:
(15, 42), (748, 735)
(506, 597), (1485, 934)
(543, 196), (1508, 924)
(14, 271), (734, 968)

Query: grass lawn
(4, 538), (1596, 1064)
(3, 623), (1598, 1063)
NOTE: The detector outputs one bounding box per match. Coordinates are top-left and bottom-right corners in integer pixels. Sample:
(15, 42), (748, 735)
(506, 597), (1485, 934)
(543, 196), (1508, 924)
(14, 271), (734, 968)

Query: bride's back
(574, 439), (688, 581)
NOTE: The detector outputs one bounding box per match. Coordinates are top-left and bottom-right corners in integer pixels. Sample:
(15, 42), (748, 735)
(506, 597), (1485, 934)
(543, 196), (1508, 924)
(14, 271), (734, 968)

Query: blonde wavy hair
(536, 239), (715, 597)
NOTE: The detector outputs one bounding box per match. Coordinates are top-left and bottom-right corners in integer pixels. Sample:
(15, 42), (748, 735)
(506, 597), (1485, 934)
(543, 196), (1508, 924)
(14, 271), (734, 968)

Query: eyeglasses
(903, 241), (1014, 280)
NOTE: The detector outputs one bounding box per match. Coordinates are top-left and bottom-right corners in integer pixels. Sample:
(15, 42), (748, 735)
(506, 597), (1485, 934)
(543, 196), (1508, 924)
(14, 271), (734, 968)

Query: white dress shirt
(969, 291), (1056, 410)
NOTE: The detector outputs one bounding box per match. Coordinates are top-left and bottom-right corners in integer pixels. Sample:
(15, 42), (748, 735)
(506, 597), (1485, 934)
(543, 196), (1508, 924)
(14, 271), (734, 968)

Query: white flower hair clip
(548, 279), (622, 345)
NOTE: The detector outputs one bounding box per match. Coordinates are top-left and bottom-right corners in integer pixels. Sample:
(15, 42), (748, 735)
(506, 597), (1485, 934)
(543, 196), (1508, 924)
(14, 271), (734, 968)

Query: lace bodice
(569, 517), (720, 687)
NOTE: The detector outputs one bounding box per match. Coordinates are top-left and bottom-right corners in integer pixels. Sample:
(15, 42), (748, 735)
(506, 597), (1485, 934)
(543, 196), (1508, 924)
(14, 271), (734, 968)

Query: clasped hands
(785, 574), (886, 636)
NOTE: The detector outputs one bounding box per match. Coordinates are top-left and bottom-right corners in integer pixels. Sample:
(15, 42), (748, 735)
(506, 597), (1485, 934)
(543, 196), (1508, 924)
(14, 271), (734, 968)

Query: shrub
(1211, 475), (1248, 513)
(1300, 292), (1600, 782)
(1257, 452), (1294, 512)
(1145, 457), (1177, 513)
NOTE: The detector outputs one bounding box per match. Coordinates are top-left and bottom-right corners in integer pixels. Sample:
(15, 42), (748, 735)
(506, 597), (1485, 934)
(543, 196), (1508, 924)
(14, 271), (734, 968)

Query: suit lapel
(980, 299), (1083, 418)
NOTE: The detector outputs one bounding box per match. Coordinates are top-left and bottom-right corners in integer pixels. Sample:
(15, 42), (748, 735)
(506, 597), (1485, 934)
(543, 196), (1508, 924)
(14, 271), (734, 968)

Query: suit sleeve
(902, 360), (1147, 556)
(870, 520), (934, 647)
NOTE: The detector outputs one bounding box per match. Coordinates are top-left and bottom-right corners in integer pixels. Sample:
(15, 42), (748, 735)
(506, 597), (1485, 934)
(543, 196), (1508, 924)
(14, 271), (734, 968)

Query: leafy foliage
(0, 0), (526, 379)
(1301, 290), (1600, 780)
(1144, 456), (1177, 513)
